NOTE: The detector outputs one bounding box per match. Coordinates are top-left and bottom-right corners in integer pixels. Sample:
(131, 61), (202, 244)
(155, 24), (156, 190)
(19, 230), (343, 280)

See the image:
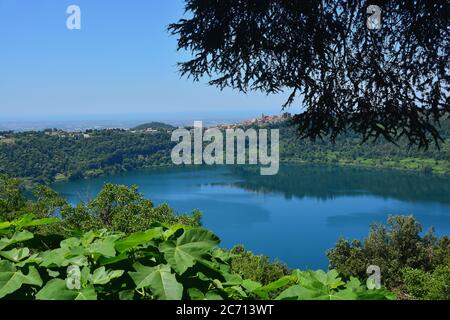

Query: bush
(0, 175), (201, 235)
(403, 266), (450, 300)
(60, 184), (201, 233)
(327, 215), (450, 299)
(0, 175), (27, 221)
(229, 245), (289, 285)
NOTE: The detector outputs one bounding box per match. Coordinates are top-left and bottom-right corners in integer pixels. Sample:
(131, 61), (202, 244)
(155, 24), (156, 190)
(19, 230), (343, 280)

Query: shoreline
(18, 158), (450, 188)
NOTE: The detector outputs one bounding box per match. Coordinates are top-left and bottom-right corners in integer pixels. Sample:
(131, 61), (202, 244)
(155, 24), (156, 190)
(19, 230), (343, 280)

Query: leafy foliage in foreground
(0, 215), (395, 300)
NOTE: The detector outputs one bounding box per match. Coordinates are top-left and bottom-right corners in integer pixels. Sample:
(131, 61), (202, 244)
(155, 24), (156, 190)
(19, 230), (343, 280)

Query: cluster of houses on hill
(43, 130), (91, 139)
(217, 112), (291, 130)
(31, 126), (168, 138)
(129, 128), (159, 134)
(42, 128), (165, 138)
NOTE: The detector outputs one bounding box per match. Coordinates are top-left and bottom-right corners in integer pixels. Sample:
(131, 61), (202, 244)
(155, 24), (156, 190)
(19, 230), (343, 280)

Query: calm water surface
(52, 165), (450, 269)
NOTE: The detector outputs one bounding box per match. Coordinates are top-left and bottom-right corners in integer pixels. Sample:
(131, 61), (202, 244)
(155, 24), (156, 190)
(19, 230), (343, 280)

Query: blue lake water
(52, 164), (450, 270)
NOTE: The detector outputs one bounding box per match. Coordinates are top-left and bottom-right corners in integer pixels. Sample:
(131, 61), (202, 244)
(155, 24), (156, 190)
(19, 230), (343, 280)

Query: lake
(52, 164), (450, 270)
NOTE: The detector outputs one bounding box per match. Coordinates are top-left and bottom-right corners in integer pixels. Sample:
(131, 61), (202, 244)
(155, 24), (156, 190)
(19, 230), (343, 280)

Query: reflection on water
(229, 164), (450, 204)
(52, 164), (450, 269)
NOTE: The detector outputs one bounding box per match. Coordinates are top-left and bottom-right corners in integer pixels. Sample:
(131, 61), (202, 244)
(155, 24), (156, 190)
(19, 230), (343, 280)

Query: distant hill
(132, 122), (175, 130)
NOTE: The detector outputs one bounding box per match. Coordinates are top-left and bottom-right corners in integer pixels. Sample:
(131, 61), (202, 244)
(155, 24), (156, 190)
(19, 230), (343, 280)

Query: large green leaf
(327, 288), (359, 300)
(0, 230), (34, 250)
(356, 288), (397, 300)
(16, 253), (42, 267)
(345, 277), (363, 291)
(0, 261), (42, 298)
(211, 248), (233, 263)
(80, 230), (98, 247)
(60, 237), (81, 250)
(0, 247), (30, 262)
(39, 248), (70, 268)
(187, 288), (223, 300)
(0, 214), (58, 233)
(276, 285), (313, 300)
(275, 270), (356, 300)
(204, 291), (224, 300)
(36, 279), (97, 300)
(65, 255), (89, 267)
(188, 288), (206, 300)
(162, 224), (187, 240)
(12, 214), (59, 230)
(129, 263), (183, 300)
(159, 228), (219, 274)
(276, 270), (363, 300)
(224, 285), (248, 298)
(0, 221), (12, 230)
(275, 269), (395, 300)
(99, 251), (129, 266)
(115, 228), (162, 252)
(85, 235), (118, 258)
(298, 270), (345, 289)
(241, 279), (262, 292)
(323, 270), (346, 289)
(90, 267), (124, 285)
(222, 273), (243, 286)
(253, 276), (291, 299)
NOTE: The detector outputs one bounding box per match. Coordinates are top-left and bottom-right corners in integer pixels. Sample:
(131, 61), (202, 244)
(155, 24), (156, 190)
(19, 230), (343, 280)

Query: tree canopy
(170, 0), (449, 148)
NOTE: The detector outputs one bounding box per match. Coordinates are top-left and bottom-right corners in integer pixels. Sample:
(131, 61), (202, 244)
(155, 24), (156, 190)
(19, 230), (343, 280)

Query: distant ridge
(132, 122), (175, 130)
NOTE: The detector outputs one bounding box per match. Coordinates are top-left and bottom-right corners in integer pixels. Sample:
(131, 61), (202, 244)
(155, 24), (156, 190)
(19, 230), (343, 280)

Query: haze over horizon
(0, 110), (286, 132)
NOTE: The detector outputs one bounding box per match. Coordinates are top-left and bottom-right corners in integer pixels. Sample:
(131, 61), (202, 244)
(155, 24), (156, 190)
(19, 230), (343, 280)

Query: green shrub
(229, 245), (289, 285)
(0, 175), (201, 235)
(327, 215), (450, 299)
(60, 183), (201, 233)
(402, 265), (450, 300)
(0, 175), (27, 221)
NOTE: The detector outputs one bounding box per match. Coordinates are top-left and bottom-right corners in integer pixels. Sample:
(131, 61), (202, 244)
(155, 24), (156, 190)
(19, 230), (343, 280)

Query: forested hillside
(1, 119), (450, 183)
(0, 129), (175, 183)
(277, 119), (450, 174)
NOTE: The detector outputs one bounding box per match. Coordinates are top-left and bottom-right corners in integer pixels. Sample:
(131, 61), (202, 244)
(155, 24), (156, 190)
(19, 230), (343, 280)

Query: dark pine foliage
(169, 0), (449, 148)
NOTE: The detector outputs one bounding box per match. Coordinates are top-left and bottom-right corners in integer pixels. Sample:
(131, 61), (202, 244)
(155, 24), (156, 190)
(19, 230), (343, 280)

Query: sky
(0, 0), (288, 122)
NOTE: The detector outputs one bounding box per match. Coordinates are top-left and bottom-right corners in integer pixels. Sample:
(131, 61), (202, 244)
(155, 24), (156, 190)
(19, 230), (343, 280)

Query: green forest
(0, 128), (175, 184)
(1, 118), (449, 184)
(1, 174), (448, 300)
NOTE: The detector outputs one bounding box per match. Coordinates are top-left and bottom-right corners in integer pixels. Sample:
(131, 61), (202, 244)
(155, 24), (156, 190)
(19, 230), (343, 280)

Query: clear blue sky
(0, 0), (288, 121)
